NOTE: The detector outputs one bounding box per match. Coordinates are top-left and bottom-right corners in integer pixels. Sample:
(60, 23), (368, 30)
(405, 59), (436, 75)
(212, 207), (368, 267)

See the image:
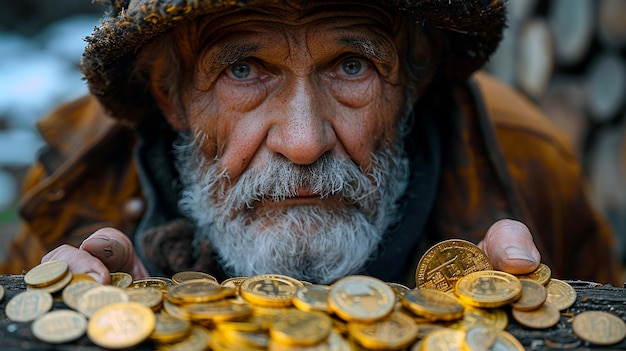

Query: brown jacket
(3, 72), (622, 286)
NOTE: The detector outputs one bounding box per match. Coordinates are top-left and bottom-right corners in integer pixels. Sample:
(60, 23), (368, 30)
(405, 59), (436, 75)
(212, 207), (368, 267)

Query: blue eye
(342, 59), (363, 75)
(230, 63), (251, 79)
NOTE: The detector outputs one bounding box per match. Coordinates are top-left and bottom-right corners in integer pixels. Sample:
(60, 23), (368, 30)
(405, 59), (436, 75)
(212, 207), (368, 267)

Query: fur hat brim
(81, 0), (506, 123)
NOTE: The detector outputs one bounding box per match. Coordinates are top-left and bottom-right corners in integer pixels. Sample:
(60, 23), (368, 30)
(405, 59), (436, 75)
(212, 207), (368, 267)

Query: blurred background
(1, 0), (625, 268)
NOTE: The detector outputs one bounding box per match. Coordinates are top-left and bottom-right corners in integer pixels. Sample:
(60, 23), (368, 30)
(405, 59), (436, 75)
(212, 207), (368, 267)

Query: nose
(266, 79), (337, 165)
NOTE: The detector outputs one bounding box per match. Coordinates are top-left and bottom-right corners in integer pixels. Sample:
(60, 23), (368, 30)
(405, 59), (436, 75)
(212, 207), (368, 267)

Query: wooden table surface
(0, 275), (625, 350)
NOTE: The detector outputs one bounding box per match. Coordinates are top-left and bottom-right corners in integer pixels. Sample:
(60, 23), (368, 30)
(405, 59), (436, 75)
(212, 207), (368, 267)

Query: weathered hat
(82, 0), (506, 123)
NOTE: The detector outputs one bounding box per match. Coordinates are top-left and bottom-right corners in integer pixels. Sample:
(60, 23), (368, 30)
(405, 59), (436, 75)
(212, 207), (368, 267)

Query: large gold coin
(240, 274), (303, 307)
(172, 271), (218, 285)
(421, 328), (465, 350)
(24, 260), (68, 288)
(454, 270), (522, 308)
(572, 311), (626, 345)
(515, 263), (551, 286)
(292, 284), (330, 312)
(348, 311), (419, 350)
(328, 275), (395, 323)
(402, 288), (464, 321)
(5, 290), (53, 322)
(150, 312), (191, 343)
(544, 279), (577, 311)
(110, 272), (133, 289)
(511, 303), (560, 329)
(166, 279), (232, 304)
(269, 309), (332, 347)
(62, 280), (101, 310)
(31, 309), (87, 343)
(77, 285), (129, 318)
(510, 279), (547, 311)
(415, 239), (492, 293)
(88, 301), (156, 349)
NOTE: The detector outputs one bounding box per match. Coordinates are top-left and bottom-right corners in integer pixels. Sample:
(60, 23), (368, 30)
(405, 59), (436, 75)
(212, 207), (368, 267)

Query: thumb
(477, 219), (541, 274)
(79, 227), (149, 280)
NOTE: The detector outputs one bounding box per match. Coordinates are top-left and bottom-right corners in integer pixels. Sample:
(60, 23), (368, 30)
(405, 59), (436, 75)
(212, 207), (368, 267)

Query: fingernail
(504, 246), (538, 263)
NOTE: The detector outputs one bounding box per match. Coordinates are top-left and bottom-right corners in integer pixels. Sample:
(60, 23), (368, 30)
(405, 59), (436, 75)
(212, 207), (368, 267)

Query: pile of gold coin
(2, 238), (626, 350)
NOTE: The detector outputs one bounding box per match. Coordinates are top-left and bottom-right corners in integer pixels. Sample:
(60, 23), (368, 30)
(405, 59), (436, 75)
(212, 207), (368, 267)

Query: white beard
(174, 134), (410, 284)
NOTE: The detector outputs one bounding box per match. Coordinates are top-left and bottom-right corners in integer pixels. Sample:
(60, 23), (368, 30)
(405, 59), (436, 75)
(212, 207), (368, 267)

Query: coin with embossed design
(515, 263), (551, 285)
(24, 260), (68, 288)
(77, 285), (129, 318)
(511, 303), (560, 329)
(292, 284), (330, 312)
(172, 271), (218, 285)
(348, 311), (419, 350)
(127, 286), (164, 311)
(511, 279), (547, 311)
(455, 270), (522, 308)
(402, 288), (464, 321)
(416, 239), (492, 293)
(328, 275), (395, 323)
(5, 290), (53, 322)
(110, 272), (133, 289)
(27, 271), (73, 294)
(62, 280), (101, 310)
(421, 328), (465, 350)
(572, 311), (626, 345)
(544, 279), (577, 311)
(240, 274), (303, 307)
(269, 309), (332, 347)
(31, 310), (87, 343)
(88, 302), (155, 349)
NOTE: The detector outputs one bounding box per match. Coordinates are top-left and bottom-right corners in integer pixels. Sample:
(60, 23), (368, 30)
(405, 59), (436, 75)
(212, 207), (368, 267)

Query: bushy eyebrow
(337, 36), (394, 62)
(202, 41), (260, 74)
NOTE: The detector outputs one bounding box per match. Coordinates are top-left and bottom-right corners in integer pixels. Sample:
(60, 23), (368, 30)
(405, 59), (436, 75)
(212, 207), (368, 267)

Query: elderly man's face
(162, 3), (412, 283)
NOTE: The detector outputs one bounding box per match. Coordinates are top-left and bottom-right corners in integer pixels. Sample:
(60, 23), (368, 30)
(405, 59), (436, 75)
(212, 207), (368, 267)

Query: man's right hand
(41, 227), (149, 284)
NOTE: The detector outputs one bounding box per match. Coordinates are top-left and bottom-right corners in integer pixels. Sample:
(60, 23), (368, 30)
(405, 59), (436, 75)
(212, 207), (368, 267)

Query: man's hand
(478, 219), (541, 275)
(41, 227), (148, 284)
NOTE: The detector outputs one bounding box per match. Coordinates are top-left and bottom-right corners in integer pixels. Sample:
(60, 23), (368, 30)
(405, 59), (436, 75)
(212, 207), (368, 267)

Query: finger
(79, 227), (149, 280)
(42, 244), (111, 284)
(477, 219), (541, 275)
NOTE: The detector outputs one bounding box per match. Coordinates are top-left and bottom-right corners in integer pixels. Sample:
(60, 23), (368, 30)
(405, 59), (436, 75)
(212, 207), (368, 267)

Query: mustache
(217, 153), (379, 210)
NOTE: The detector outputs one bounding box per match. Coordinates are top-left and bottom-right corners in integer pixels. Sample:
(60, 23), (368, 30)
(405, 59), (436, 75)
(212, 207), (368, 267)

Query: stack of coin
(4, 240), (626, 350)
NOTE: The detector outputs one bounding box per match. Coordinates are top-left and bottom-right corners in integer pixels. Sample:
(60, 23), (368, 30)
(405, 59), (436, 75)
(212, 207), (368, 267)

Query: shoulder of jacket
(472, 71), (574, 152)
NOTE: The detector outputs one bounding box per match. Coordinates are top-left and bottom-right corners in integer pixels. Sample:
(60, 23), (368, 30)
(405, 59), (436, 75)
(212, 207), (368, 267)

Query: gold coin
(27, 270), (73, 294)
(492, 330), (525, 350)
(70, 273), (97, 283)
(454, 270), (522, 308)
(544, 279), (577, 311)
(88, 301), (156, 349)
(172, 271), (218, 285)
(292, 284), (330, 312)
(348, 311), (419, 350)
(62, 280), (101, 310)
(31, 309), (87, 343)
(510, 279), (547, 311)
(240, 274), (303, 307)
(515, 263), (551, 285)
(77, 285), (130, 318)
(24, 260), (69, 288)
(511, 303), (560, 329)
(110, 272), (133, 289)
(150, 312), (191, 343)
(220, 277), (247, 288)
(183, 299), (253, 322)
(464, 326), (497, 351)
(162, 299), (191, 320)
(387, 282), (411, 302)
(5, 290), (53, 322)
(130, 277), (169, 290)
(415, 239), (492, 293)
(421, 328), (465, 350)
(444, 305), (508, 331)
(220, 328), (269, 349)
(328, 275), (395, 323)
(158, 325), (211, 351)
(210, 329), (261, 351)
(572, 311), (626, 345)
(401, 288), (464, 321)
(166, 279), (233, 304)
(269, 309), (332, 347)
(127, 286), (164, 311)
